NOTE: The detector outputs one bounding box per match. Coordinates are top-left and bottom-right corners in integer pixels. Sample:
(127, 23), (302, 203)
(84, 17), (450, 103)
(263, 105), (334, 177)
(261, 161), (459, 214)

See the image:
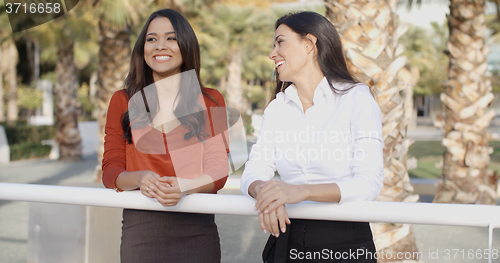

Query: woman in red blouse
(102, 9), (229, 263)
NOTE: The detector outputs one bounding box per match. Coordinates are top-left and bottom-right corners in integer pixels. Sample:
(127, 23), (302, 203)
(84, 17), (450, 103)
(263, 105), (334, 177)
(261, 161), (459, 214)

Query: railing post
(488, 210), (500, 263)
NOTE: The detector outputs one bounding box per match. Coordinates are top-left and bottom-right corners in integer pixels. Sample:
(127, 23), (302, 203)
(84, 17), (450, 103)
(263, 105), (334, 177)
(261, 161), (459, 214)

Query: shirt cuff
(335, 178), (372, 204)
(240, 174), (268, 198)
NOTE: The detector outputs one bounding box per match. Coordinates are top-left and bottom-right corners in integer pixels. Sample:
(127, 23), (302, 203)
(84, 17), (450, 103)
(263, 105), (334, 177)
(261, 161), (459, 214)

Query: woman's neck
(154, 73), (181, 98)
(292, 66), (324, 104)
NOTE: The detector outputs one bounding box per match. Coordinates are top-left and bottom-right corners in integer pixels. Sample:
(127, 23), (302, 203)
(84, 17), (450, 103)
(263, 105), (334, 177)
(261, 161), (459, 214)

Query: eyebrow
(146, 31), (176, 36)
(275, 34), (284, 41)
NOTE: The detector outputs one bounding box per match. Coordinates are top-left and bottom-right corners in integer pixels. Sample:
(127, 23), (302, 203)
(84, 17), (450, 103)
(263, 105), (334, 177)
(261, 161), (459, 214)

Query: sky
(395, 1), (449, 29)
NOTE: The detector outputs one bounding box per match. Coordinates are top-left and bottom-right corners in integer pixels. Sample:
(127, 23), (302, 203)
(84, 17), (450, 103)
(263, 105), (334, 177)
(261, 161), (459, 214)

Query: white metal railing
(1, 182), (499, 262)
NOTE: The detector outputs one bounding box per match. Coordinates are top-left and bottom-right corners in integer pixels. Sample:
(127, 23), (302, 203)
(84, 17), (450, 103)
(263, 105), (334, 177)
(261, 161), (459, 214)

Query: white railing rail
(1, 182), (499, 262)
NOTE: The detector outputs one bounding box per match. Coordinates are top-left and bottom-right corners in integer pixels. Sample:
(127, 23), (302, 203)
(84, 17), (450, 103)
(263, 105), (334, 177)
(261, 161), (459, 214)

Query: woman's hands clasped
(252, 181), (307, 237)
(139, 170), (184, 206)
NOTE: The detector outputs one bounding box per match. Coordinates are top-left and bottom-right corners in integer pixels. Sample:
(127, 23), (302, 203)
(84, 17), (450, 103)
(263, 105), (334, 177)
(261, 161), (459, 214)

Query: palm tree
(0, 39), (19, 124)
(432, 0), (497, 204)
(400, 23), (448, 97)
(37, 11), (95, 161)
(404, 0), (497, 204)
(196, 4), (270, 114)
(54, 39), (82, 161)
(0, 5), (19, 124)
(0, 51), (3, 122)
(211, 5), (253, 114)
(89, 0), (148, 181)
(325, 0), (421, 261)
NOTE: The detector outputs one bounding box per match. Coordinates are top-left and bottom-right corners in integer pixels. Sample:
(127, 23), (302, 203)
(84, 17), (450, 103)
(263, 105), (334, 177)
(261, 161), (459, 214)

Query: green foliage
(40, 72), (56, 84)
(187, 3), (277, 114)
(408, 156), (442, 179)
(486, 0), (500, 41)
(398, 0), (436, 11)
(408, 140), (445, 159)
(490, 69), (500, 92)
(192, 4), (275, 88)
(78, 82), (95, 121)
(270, 1), (326, 17)
(10, 143), (52, 161)
(408, 140), (500, 178)
(91, 0), (150, 29)
(399, 22), (448, 95)
(247, 84), (267, 109)
(0, 121), (55, 160)
(17, 85), (43, 110)
(241, 112), (254, 135)
(0, 123), (56, 145)
(74, 40), (99, 70)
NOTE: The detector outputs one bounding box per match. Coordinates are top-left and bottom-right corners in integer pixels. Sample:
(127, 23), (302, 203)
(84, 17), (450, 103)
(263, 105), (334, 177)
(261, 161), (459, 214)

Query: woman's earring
(280, 82), (285, 93)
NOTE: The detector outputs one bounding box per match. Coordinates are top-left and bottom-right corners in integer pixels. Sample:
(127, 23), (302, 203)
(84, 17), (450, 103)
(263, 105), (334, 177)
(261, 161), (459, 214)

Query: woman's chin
(278, 76), (290, 83)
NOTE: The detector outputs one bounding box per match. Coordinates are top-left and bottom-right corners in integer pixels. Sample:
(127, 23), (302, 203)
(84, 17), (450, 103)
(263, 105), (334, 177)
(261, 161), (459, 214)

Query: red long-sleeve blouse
(102, 87), (229, 193)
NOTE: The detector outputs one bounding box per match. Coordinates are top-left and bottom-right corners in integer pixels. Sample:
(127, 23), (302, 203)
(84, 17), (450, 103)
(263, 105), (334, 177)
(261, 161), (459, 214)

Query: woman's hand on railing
(254, 181), (307, 237)
(135, 172), (183, 206)
(146, 176), (184, 207)
(137, 170), (162, 199)
(147, 175), (216, 207)
(258, 204), (290, 237)
(255, 181), (307, 213)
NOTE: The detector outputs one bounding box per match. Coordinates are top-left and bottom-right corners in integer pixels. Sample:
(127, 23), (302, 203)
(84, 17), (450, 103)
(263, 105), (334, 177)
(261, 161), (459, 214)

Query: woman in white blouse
(241, 11), (384, 262)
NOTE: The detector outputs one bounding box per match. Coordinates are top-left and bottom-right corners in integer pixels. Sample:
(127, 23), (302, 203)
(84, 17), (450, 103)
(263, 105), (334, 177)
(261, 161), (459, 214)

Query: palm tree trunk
(226, 50), (246, 114)
(55, 41), (82, 161)
(93, 21), (131, 182)
(3, 40), (19, 124)
(434, 0), (497, 204)
(0, 74), (4, 123)
(326, 0), (420, 261)
(26, 37), (40, 84)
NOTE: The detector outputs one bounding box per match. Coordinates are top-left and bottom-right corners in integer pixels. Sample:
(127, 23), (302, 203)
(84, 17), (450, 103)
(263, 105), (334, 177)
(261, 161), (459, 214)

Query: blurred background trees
(1, 0), (500, 260)
(402, 0), (498, 207)
(0, 0), (499, 200)
(0, 0), (278, 162)
(400, 22), (448, 97)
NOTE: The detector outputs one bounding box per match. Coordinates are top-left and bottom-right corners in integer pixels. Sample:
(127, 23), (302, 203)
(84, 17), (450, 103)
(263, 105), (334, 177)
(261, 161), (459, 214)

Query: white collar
(277, 77), (339, 108)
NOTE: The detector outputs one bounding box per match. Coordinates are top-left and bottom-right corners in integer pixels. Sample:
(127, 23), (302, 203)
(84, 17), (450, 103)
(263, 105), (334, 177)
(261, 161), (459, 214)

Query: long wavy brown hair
(121, 9), (217, 143)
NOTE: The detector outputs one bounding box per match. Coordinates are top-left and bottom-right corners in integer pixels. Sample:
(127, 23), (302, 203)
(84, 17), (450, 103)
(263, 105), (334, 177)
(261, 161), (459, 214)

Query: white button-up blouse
(240, 77), (384, 203)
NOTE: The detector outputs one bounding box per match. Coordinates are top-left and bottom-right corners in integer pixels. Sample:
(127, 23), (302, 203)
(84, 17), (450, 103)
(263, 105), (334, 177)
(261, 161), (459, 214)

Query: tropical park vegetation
(1, 0), (500, 261)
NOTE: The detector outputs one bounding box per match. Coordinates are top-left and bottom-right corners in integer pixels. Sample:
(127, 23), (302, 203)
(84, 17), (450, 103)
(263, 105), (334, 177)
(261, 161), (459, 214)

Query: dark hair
(271, 11), (360, 100)
(121, 9), (216, 143)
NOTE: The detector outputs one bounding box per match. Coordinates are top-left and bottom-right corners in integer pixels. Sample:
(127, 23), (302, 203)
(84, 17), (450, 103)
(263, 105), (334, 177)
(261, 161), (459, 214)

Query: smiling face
(269, 24), (310, 83)
(144, 17), (183, 82)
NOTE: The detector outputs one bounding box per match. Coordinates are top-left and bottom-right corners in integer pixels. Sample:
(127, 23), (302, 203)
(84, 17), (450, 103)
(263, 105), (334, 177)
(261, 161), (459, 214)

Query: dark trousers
(263, 219), (377, 263)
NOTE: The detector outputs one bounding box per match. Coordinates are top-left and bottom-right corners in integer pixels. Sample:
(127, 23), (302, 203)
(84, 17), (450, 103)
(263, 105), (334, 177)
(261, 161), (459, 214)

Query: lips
(275, 60), (284, 70)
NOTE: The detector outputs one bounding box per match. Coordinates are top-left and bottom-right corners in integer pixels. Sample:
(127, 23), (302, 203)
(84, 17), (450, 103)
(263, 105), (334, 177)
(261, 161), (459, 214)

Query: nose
(156, 39), (167, 50)
(269, 46), (278, 60)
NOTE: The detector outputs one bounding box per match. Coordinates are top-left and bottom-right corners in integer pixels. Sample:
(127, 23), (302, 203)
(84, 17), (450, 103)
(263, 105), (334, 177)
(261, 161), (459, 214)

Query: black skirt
(120, 209), (221, 263)
(263, 219), (377, 263)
